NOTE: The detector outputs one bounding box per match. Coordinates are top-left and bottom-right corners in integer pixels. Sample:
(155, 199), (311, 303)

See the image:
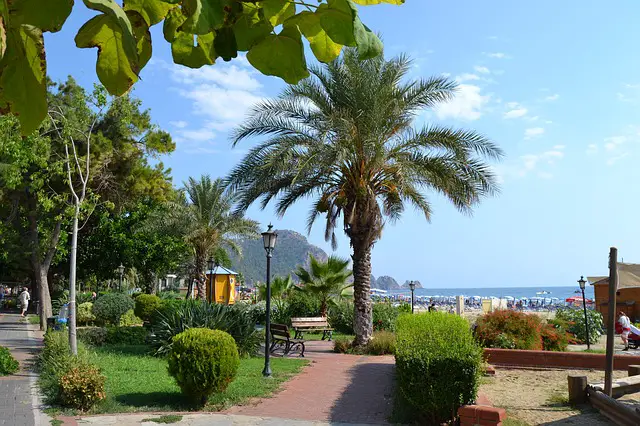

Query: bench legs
(270, 338), (305, 357)
(321, 330), (333, 341)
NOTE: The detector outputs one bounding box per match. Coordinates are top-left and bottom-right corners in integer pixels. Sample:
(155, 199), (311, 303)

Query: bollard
(568, 375), (588, 404)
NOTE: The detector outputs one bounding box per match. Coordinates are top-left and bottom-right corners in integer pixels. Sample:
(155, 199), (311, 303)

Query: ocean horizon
(386, 286), (594, 301)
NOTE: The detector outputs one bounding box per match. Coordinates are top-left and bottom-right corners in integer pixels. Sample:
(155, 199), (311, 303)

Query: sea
(387, 286), (594, 301)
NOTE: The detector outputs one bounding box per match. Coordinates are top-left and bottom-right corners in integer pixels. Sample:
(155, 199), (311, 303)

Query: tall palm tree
(295, 255), (353, 317)
(226, 49), (503, 346)
(149, 175), (259, 300)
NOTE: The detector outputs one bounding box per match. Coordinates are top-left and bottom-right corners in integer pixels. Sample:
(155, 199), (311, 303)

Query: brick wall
(458, 405), (506, 426)
(484, 348), (640, 370)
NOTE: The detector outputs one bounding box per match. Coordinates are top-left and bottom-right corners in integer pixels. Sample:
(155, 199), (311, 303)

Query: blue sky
(42, 1), (640, 288)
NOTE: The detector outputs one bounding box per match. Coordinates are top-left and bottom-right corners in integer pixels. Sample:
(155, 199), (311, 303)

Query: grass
(302, 332), (355, 341)
(544, 392), (570, 408)
(582, 348), (606, 354)
(71, 344), (308, 415)
(141, 415), (183, 424)
(503, 417), (531, 426)
(27, 315), (40, 325)
(50, 419), (63, 426)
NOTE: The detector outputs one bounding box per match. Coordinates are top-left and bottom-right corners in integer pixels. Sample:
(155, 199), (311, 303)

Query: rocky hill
(229, 229), (328, 285)
(401, 280), (423, 289)
(373, 275), (400, 290)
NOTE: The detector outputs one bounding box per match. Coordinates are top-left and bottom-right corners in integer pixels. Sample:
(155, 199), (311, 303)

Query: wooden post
(628, 365), (640, 376)
(605, 247), (618, 397)
(568, 375), (588, 404)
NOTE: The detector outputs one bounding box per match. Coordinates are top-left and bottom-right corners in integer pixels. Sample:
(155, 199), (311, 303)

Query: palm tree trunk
(195, 254), (206, 301)
(351, 237), (373, 347)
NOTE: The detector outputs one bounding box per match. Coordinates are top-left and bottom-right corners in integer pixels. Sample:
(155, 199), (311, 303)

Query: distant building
(589, 263), (640, 325)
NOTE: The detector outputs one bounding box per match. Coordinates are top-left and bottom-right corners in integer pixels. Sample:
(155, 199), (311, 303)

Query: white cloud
(169, 120), (188, 128)
(487, 36), (499, 40)
(553, 145), (565, 150)
(545, 120), (553, 124)
(474, 66), (490, 74)
(441, 72), (451, 78)
(544, 94), (560, 101)
(527, 115), (540, 122)
(607, 152), (629, 166)
(177, 128), (216, 142)
(516, 147), (565, 177)
(604, 136), (627, 151)
(435, 84), (490, 121)
(486, 52), (507, 59)
(586, 144), (598, 155)
(524, 127), (545, 139)
(456, 73), (480, 82)
(504, 103), (528, 119)
(538, 171), (553, 179)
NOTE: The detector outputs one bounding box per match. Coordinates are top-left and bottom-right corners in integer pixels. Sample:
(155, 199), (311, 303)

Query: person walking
(19, 287), (30, 317)
(618, 311), (631, 351)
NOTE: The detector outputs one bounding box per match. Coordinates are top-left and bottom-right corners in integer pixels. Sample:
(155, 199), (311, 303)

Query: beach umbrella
(504, 296), (514, 301)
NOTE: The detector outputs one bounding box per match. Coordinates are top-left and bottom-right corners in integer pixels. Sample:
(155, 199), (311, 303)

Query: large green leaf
(180, 0), (231, 35)
(352, 0), (404, 4)
(247, 25), (308, 84)
(285, 11), (341, 63)
(163, 7), (186, 42)
(233, 2), (272, 51)
(123, 0), (176, 26)
(353, 19), (381, 60)
(75, 14), (140, 95)
(0, 26), (46, 134)
(262, 0), (295, 27)
(9, 0), (74, 33)
(318, 0), (357, 47)
(127, 11), (152, 69)
(81, 0), (138, 77)
(171, 31), (215, 68)
(214, 26), (236, 61)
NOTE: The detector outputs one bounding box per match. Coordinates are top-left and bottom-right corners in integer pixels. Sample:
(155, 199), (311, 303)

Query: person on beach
(19, 287), (30, 317)
(618, 311), (631, 351)
(428, 301), (436, 312)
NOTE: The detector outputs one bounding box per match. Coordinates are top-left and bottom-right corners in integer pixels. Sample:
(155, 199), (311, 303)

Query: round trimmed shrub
(119, 309), (143, 327)
(0, 345), (19, 375)
(59, 363), (106, 411)
(395, 312), (483, 424)
(134, 294), (162, 323)
(77, 302), (96, 326)
(167, 328), (239, 407)
(92, 293), (134, 326)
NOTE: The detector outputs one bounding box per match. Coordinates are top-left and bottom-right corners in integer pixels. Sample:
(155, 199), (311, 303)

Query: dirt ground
(480, 368), (629, 425)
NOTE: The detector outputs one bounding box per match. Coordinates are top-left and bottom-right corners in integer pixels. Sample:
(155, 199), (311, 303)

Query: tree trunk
(68, 205), (79, 355)
(34, 264), (52, 329)
(352, 238), (373, 347)
(195, 254), (206, 301)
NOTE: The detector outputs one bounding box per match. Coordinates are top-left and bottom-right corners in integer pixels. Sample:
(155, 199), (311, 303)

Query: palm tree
(256, 275), (295, 300)
(295, 255), (353, 317)
(148, 175), (259, 300)
(226, 49), (503, 346)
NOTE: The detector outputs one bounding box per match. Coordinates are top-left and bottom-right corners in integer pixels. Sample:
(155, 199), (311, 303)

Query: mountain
(401, 280), (424, 289)
(229, 230), (328, 285)
(373, 275), (400, 290)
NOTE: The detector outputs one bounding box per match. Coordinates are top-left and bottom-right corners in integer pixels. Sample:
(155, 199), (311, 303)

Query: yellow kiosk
(205, 266), (238, 305)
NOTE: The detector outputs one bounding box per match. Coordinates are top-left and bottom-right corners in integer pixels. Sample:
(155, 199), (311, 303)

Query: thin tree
(295, 255), (353, 317)
(227, 49), (503, 346)
(147, 176), (259, 300)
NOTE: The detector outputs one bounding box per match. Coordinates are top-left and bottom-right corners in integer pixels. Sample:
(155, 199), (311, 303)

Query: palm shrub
(0, 346), (19, 375)
(256, 275), (295, 301)
(150, 299), (261, 357)
(92, 293), (134, 326)
(556, 308), (604, 345)
(295, 255), (352, 317)
(227, 49), (502, 346)
(395, 313), (483, 424)
(168, 328), (239, 407)
(134, 294), (162, 323)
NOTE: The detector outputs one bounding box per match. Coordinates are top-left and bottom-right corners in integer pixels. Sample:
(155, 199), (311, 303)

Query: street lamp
(578, 276), (591, 350)
(117, 264), (125, 292)
(261, 224), (277, 377)
(409, 281), (416, 314)
(207, 257), (215, 303)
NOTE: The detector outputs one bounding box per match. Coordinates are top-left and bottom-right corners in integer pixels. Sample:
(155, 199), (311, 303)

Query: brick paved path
(0, 313), (41, 426)
(225, 341), (396, 425)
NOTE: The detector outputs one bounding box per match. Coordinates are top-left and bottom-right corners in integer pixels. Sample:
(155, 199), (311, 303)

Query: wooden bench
(291, 317), (333, 341)
(269, 323), (305, 357)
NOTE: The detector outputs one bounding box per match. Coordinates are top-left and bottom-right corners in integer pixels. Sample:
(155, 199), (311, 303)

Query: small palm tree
(148, 175), (259, 299)
(227, 49), (502, 345)
(256, 275), (295, 300)
(295, 255), (353, 317)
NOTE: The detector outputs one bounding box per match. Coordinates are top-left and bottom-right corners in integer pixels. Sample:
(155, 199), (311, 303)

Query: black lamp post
(117, 264), (125, 292)
(578, 276), (591, 350)
(207, 257), (215, 303)
(261, 224), (277, 377)
(409, 281), (416, 314)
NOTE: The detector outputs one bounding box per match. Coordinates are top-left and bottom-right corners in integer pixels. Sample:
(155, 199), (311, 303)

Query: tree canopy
(2, 0), (404, 134)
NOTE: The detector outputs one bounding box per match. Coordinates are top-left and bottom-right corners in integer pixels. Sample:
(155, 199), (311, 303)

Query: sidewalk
(0, 313), (43, 426)
(61, 413), (368, 425)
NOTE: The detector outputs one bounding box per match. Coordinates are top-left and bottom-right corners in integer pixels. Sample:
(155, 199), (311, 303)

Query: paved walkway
(0, 313), (43, 426)
(225, 341), (396, 424)
(63, 413), (368, 425)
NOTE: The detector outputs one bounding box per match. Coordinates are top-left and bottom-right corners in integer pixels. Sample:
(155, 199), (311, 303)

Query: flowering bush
(555, 308), (604, 345)
(475, 310), (543, 350)
(59, 363), (106, 411)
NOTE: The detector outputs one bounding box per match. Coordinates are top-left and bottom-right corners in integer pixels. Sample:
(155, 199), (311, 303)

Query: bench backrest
(291, 317), (329, 328)
(270, 323), (291, 339)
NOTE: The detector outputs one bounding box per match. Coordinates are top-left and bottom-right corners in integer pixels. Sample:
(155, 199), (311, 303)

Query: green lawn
(301, 332), (355, 341)
(27, 315), (40, 325)
(80, 344), (307, 414)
